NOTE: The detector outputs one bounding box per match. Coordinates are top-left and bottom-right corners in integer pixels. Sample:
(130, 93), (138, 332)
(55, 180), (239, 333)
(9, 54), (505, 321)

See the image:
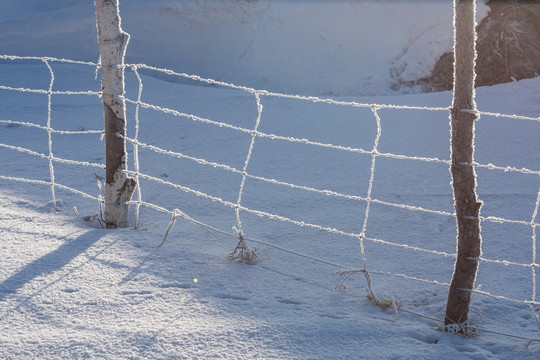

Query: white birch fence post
(95, 0), (136, 228)
(445, 0), (483, 330)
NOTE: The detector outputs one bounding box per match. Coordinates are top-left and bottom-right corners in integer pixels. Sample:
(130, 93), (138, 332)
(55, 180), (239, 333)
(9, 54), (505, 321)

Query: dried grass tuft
(229, 228), (261, 265)
(367, 290), (402, 311)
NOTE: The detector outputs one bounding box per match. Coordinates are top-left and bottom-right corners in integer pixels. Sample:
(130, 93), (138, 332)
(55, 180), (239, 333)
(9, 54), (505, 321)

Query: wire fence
(1, 53), (539, 345)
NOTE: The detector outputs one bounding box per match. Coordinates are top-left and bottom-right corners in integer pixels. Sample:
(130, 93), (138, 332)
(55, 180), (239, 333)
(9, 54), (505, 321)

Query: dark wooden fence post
(445, 0), (483, 329)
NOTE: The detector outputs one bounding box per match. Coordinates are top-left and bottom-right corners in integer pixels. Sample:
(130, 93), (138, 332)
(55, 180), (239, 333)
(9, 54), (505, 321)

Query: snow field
(1, 56), (540, 358)
(1, 0), (540, 358)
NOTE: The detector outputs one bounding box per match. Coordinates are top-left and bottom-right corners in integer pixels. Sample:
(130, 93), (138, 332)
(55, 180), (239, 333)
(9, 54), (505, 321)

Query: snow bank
(0, 0), (488, 96)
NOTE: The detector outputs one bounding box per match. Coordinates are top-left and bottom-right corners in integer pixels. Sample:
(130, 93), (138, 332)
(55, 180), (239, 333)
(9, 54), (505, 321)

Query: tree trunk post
(95, 0), (136, 228)
(445, 0), (483, 329)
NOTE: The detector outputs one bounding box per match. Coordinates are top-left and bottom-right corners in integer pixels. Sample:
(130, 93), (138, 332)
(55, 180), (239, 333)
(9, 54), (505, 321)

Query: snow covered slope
(0, 0), (488, 96)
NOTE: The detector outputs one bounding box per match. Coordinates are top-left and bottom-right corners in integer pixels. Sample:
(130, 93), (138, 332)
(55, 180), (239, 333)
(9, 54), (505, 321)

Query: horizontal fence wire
(1, 55), (540, 337)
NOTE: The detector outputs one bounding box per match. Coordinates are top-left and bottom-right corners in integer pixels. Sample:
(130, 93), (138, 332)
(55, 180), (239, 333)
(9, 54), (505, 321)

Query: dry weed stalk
(229, 228), (260, 265)
(366, 290), (402, 311)
(335, 269), (402, 313)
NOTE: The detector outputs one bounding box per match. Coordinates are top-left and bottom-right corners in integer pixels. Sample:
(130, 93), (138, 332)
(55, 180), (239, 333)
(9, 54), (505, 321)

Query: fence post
(445, 0), (482, 329)
(95, 0), (136, 228)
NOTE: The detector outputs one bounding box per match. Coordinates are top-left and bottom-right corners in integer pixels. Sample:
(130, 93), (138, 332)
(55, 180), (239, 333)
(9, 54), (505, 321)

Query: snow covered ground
(1, 1), (540, 359)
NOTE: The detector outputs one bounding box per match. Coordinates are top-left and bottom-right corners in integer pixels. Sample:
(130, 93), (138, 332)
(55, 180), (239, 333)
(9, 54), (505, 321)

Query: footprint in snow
(276, 298), (303, 306)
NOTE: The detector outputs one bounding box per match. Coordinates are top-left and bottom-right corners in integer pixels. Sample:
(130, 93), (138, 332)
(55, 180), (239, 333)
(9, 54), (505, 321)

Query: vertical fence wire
(531, 189), (540, 324)
(234, 91), (264, 234)
(43, 59), (58, 210)
(131, 65), (143, 228)
(357, 106), (383, 284)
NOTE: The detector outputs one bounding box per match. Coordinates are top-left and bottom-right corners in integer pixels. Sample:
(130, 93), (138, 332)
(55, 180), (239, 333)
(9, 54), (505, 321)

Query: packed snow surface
(1, 1), (540, 359)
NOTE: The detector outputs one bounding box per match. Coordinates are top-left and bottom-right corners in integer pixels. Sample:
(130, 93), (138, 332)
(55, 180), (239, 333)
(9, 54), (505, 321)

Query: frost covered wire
(227, 91), (265, 263)
(0, 175), (102, 203)
(121, 166), (460, 260)
(0, 54), (99, 66)
(2, 54), (540, 314)
(469, 109), (540, 124)
(131, 199), (451, 281)
(0, 55), (106, 213)
(395, 306), (540, 349)
(0, 120), (102, 134)
(235, 91), (264, 233)
(118, 131), (456, 218)
(123, 96), (539, 178)
(0, 143), (104, 169)
(43, 59), (57, 210)
(355, 106), (383, 292)
(119, 73), (539, 307)
(130, 65), (144, 228)
(531, 190), (540, 309)
(0, 85), (101, 97)
(131, 63), (451, 112)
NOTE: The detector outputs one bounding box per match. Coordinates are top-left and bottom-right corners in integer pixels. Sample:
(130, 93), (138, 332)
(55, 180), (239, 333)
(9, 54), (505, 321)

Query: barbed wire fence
(1, 49), (540, 346)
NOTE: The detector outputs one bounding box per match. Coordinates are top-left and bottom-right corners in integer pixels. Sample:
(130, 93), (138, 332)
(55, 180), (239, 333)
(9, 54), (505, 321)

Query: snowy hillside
(1, 1), (540, 359)
(0, 0), (488, 96)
